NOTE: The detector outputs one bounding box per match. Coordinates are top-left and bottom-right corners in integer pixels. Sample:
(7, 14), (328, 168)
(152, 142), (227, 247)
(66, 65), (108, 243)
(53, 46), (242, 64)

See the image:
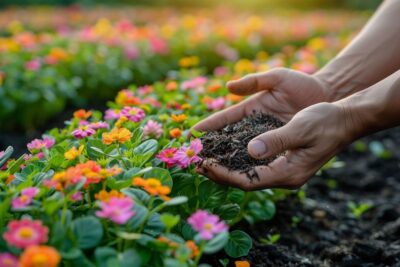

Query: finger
(227, 68), (287, 96)
(197, 159), (251, 188)
(253, 155), (299, 189)
(247, 122), (304, 159)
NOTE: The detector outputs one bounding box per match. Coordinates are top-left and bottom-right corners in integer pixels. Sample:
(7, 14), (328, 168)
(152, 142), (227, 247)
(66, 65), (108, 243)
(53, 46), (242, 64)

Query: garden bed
(241, 127), (400, 266)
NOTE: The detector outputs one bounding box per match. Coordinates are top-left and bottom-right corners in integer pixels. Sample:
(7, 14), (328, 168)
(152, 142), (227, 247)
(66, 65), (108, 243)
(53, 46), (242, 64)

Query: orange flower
(102, 128), (132, 145)
(235, 261), (250, 267)
(115, 90), (141, 106)
(169, 128), (181, 138)
(6, 174), (15, 184)
(47, 161), (121, 190)
(132, 177), (171, 200)
(171, 114), (187, 123)
(95, 189), (124, 202)
(166, 81), (178, 91)
(186, 240), (200, 258)
(73, 109), (92, 120)
(226, 93), (244, 103)
(207, 84), (222, 93)
(19, 245), (61, 267)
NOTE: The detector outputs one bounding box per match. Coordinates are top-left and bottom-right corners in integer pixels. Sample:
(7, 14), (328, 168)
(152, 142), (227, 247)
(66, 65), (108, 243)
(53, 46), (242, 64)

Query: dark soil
(199, 113), (285, 180)
(239, 127), (400, 266)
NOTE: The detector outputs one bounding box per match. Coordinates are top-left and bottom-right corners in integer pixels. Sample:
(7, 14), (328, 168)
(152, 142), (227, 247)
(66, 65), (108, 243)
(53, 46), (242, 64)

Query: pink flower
(150, 37), (168, 55)
(0, 253), (18, 267)
(173, 139), (203, 168)
(70, 191), (83, 202)
(120, 106), (145, 122)
(27, 137), (55, 152)
(22, 187), (40, 198)
(181, 76), (208, 91)
(206, 97), (225, 110)
(72, 125), (96, 139)
(213, 66), (228, 77)
(96, 197), (135, 224)
(156, 148), (178, 168)
(144, 120), (163, 138)
(11, 187), (39, 210)
(104, 109), (121, 120)
(124, 46), (139, 60)
(3, 219), (49, 249)
(188, 210), (228, 240)
(25, 59), (41, 71)
(11, 195), (32, 209)
(0, 151), (4, 158)
(89, 121), (109, 130)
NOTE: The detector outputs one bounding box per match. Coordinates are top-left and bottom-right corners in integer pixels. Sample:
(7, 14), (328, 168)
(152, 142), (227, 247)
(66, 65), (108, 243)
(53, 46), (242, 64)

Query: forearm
(314, 0), (400, 101)
(335, 69), (400, 140)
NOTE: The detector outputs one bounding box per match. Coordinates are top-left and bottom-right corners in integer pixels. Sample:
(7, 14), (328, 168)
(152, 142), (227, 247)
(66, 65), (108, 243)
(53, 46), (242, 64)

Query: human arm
(197, 70), (400, 190)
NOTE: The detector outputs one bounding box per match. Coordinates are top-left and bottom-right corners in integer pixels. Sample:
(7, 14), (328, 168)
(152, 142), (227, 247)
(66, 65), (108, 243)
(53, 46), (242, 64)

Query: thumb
(226, 68), (287, 96)
(247, 123), (302, 159)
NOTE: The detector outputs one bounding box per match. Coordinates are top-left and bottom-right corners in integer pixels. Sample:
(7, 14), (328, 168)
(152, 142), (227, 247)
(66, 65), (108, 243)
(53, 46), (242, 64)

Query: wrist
(332, 92), (379, 142)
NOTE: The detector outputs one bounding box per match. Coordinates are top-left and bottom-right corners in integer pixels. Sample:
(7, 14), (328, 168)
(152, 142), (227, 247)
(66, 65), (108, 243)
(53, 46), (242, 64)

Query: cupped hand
(194, 67), (330, 132)
(195, 102), (358, 190)
(192, 68), (343, 190)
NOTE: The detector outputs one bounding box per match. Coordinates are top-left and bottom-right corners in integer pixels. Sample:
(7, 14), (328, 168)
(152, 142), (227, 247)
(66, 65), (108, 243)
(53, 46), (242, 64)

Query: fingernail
(248, 140), (266, 157)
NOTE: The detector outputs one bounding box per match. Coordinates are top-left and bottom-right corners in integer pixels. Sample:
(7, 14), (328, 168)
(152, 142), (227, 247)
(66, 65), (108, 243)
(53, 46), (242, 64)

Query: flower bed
(0, 33), (350, 266)
(0, 7), (367, 131)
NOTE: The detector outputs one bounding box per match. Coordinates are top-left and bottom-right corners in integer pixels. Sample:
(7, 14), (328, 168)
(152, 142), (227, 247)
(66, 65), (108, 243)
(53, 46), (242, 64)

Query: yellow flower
(102, 128), (132, 145)
(179, 56), (199, 68)
(115, 116), (128, 128)
(95, 189), (124, 202)
(171, 114), (187, 123)
(234, 59), (254, 74)
(64, 145), (84, 160)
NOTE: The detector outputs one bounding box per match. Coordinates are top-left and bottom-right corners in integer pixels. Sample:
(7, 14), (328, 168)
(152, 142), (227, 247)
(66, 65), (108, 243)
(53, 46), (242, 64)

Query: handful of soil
(199, 113), (285, 180)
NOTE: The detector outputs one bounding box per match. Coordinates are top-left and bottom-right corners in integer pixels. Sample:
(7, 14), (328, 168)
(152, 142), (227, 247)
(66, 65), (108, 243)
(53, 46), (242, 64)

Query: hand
(194, 67), (330, 134)
(196, 102), (359, 190)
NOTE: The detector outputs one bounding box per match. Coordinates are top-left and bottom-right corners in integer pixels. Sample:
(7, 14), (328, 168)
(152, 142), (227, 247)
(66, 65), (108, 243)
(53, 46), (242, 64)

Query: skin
(193, 0), (400, 190)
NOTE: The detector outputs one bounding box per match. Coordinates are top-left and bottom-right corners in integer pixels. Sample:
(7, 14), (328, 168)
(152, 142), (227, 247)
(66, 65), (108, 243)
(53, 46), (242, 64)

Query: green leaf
(164, 196), (188, 206)
(134, 139), (158, 155)
(120, 249), (141, 267)
(144, 213), (165, 236)
(72, 216), (103, 249)
(0, 146), (13, 167)
(95, 247), (118, 267)
(8, 154), (26, 174)
(199, 180), (227, 208)
(160, 213), (180, 230)
(61, 248), (82, 260)
(121, 188), (150, 204)
(87, 139), (107, 159)
(142, 167), (173, 188)
(203, 231), (229, 254)
(246, 200), (276, 223)
(127, 204), (148, 231)
(215, 204), (240, 220)
(224, 230), (252, 258)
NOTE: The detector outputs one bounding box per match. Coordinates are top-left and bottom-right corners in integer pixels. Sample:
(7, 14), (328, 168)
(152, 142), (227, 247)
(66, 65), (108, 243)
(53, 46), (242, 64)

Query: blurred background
(0, 0), (382, 153)
(0, 0), (382, 10)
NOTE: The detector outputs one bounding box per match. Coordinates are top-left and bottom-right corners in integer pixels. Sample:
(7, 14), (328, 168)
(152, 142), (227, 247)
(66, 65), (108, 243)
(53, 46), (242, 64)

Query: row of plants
(0, 8), (365, 131)
(0, 35), (346, 266)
